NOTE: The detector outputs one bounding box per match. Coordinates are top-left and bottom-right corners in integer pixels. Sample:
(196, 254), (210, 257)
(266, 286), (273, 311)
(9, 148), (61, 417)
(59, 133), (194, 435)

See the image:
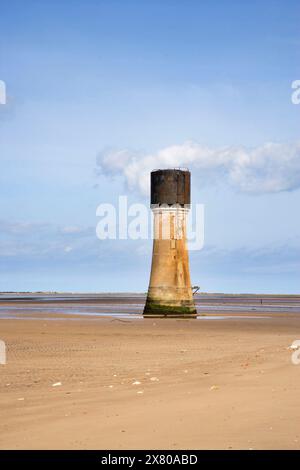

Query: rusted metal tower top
(150, 169), (190, 207)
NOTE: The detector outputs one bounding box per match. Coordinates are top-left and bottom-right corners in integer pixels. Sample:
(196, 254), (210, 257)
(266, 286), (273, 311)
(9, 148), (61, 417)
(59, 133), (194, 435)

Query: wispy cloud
(0, 221), (95, 259)
(1, 219), (299, 293)
(0, 220), (150, 263)
(193, 241), (300, 277)
(97, 141), (300, 195)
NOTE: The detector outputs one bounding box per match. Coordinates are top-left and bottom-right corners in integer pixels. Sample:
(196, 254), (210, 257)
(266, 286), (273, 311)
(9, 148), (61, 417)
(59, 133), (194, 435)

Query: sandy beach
(1, 295), (300, 449)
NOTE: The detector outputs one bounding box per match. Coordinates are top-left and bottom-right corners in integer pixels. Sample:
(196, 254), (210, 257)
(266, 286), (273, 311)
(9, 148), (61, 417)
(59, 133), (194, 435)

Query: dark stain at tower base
(143, 300), (197, 318)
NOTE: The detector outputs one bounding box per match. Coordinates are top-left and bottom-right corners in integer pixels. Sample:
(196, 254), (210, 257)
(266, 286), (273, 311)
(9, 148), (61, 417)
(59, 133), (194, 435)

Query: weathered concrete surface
(144, 208), (196, 317)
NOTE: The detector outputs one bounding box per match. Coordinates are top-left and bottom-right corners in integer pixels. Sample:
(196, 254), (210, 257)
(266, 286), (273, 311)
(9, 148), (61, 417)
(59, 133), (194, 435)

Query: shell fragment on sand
(52, 382), (62, 387)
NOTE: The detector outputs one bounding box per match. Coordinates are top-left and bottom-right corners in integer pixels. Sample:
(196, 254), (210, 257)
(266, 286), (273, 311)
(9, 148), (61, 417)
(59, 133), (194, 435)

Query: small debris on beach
(132, 381), (141, 385)
(52, 382), (62, 387)
(150, 377), (159, 382)
(289, 343), (300, 350)
(210, 385), (219, 391)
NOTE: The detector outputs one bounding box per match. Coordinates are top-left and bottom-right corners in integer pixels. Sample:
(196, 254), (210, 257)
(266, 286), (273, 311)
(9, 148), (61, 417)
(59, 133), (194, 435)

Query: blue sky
(0, 0), (299, 293)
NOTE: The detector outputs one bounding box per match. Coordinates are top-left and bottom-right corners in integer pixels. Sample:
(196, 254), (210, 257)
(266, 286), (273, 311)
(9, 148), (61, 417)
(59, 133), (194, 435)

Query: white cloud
(61, 225), (85, 234)
(0, 80), (6, 105)
(97, 141), (300, 195)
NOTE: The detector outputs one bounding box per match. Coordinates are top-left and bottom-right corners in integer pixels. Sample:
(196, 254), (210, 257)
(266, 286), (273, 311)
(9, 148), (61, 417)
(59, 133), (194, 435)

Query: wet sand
(1, 294), (300, 449)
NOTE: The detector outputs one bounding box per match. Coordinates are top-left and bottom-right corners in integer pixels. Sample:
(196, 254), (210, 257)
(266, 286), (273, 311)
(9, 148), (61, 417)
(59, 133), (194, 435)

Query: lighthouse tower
(143, 169), (197, 317)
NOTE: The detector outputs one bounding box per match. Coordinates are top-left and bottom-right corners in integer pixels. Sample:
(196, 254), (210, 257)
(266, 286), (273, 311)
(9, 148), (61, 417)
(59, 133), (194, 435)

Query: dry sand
(1, 313), (300, 449)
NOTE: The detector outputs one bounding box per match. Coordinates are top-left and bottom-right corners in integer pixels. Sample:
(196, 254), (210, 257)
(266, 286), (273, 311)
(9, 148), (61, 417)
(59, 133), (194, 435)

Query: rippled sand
(1, 294), (300, 449)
